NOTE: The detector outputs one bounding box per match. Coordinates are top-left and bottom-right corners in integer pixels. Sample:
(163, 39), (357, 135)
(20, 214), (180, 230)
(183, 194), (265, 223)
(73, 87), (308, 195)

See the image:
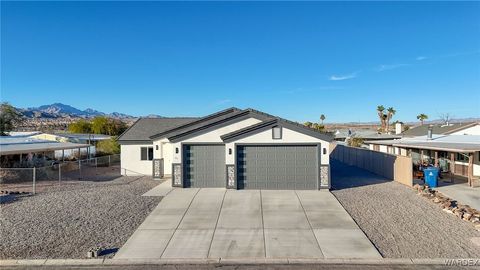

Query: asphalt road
(1, 263), (474, 270)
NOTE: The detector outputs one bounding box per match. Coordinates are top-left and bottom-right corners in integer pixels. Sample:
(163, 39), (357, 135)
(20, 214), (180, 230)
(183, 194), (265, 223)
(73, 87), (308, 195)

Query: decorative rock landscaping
(413, 184), (480, 231)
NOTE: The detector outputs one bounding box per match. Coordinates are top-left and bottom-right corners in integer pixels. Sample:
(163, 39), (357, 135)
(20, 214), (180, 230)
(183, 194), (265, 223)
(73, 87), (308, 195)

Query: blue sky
(1, 1), (479, 123)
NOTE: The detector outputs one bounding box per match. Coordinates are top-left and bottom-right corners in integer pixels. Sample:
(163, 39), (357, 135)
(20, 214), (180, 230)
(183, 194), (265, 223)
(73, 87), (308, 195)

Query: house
(402, 122), (480, 137)
(0, 136), (89, 167)
(117, 108), (333, 190)
(31, 132), (112, 158)
(365, 134), (480, 187)
(334, 129), (401, 144)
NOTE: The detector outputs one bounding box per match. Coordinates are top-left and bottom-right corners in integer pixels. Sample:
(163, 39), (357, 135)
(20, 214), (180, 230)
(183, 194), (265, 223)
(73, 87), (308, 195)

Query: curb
(0, 257), (472, 266)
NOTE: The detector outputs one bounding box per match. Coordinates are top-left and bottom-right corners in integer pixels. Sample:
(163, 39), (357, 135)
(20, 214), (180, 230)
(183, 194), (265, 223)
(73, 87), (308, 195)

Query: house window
(141, 147), (154, 161)
(272, 126), (282, 139)
(456, 153), (468, 162)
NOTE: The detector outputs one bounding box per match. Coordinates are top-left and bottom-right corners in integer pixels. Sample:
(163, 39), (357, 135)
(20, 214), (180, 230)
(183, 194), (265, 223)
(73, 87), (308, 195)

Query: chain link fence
(0, 154), (121, 194)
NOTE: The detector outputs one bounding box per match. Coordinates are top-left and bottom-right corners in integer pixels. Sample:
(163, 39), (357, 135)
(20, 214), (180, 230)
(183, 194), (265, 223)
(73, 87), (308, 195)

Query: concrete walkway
(436, 184), (480, 210)
(115, 188), (380, 260)
(142, 180), (173, 197)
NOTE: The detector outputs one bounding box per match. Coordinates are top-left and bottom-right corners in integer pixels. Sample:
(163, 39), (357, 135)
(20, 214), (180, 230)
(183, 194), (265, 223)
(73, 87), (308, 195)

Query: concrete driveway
(114, 188), (380, 260)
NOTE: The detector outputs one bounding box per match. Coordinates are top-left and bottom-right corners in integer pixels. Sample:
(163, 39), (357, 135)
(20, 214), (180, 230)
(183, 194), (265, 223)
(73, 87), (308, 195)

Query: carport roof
(0, 137), (90, 155)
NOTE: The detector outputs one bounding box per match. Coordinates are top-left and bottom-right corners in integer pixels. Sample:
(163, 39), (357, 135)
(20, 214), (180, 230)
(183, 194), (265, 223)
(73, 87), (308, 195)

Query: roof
(53, 133), (112, 141)
(120, 107), (333, 143)
(366, 134), (480, 153)
(156, 108), (258, 142)
(334, 129), (401, 140)
(162, 108), (333, 143)
(117, 117), (199, 143)
(149, 107), (243, 140)
(402, 122), (478, 137)
(0, 137), (89, 155)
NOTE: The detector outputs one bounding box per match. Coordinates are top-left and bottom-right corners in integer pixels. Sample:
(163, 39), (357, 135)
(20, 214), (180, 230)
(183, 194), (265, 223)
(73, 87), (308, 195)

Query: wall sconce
(228, 148), (232, 155)
(175, 147), (179, 154)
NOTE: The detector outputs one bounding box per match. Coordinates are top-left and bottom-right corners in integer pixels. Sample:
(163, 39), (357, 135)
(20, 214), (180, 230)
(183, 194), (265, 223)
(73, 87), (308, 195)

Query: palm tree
(377, 105), (386, 132)
(386, 107), (396, 133)
(320, 114), (326, 125)
(416, 113), (428, 125)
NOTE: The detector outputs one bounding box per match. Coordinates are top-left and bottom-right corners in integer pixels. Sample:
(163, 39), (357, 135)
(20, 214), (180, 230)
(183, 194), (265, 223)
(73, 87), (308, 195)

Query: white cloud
(216, 99), (231, 105)
(329, 73), (357, 81)
(416, 56), (427, 61)
(376, 63), (409, 72)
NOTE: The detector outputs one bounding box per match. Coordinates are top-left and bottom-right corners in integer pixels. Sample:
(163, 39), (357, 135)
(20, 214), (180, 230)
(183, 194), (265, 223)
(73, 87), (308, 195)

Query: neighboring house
(30, 132), (112, 158)
(365, 134), (480, 186)
(334, 129), (401, 144)
(117, 108), (333, 190)
(402, 122), (480, 137)
(0, 136), (89, 167)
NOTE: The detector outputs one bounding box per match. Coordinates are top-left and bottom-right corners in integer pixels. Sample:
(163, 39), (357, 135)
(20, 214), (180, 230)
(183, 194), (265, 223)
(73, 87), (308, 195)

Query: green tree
(68, 119), (92, 133)
(0, 102), (23, 135)
(304, 121), (313, 128)
(347, 137), (364, 147)
(416, 113), (428, 125)
(386, 107), (396, 133)
(69, 117), (127, 136)
(377, 105), (386, 132)
(311, 123), (325, 131)
(320, 114), (326, 125)
(96, 137), (120, 155)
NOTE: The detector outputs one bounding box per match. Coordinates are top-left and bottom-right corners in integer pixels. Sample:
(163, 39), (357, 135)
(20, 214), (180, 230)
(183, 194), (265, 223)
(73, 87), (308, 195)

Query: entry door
(237, 145), (318, 190)
(183, 144), (225, 188)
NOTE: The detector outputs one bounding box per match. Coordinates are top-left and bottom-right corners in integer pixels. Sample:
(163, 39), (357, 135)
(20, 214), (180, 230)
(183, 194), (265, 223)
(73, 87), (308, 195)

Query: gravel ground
(0, 175), (161, 259)
(330, 160), (480, 258)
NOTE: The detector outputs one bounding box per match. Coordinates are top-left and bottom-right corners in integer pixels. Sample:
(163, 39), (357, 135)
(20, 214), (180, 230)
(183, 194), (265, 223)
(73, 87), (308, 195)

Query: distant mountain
(34, 103), (86, 116)
(17, 103), (138, 119)
(144, 114), (163, 118)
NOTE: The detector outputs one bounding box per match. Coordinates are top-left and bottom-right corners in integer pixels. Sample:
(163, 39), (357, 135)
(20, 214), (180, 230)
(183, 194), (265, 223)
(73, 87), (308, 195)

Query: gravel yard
(330, 160), (480, 258)
(0, 175), (161, 259)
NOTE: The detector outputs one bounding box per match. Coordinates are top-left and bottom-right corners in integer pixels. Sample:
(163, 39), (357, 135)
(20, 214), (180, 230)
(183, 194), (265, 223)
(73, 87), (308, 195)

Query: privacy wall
(330, 144), (413, 187)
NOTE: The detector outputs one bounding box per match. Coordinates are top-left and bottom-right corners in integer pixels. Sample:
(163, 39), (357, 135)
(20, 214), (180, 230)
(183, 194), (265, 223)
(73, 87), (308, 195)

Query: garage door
(237, 145), (318, 190)
(183, 144), (225, 188)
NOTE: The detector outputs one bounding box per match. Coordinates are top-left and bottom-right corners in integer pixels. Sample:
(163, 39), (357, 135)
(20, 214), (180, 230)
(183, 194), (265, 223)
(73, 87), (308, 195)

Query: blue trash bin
(424, 167), (440, 188)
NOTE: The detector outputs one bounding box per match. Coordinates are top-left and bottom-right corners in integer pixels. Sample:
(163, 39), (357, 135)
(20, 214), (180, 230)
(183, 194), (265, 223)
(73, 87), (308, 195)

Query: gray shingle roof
(151, 108), (249, 141)
(117, 118), (199, 142)
(402, 122), (477, 137)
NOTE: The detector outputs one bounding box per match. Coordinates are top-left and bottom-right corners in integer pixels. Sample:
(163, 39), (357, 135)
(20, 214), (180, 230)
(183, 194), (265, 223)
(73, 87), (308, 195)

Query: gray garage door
(237, 145), (318, 190)
(183, 144), (225, 188)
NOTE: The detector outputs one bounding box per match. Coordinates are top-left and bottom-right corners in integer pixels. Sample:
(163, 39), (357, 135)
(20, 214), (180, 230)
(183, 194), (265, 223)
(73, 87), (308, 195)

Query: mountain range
(17, 103), (161, 119)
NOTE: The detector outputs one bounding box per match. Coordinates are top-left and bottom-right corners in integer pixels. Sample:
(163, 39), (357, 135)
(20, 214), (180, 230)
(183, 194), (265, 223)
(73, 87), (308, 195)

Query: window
(272, 126), (282, 139)
(141, 147), (154, 161)
(456, 153), (468, 162)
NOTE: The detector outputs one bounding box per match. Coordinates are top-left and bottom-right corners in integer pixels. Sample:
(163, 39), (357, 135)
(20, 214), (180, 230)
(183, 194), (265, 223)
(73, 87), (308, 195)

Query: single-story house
(365, 134), (480, 187)
(31, 132), (112, 158)
(0, 136), (90, 167)
(402, 122), (480, 137)
(117, 108), (333, 190)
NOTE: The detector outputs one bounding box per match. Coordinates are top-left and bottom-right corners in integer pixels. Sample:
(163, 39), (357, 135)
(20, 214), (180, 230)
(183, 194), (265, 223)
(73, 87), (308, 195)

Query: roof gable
(149, 107), (242, 140)
(117, 117), (198, 143)
(220, 112), (334, 143)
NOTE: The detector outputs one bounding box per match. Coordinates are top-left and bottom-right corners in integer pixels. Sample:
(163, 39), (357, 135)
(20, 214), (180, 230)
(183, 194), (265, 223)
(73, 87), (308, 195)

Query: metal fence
(0, 154), (121, 194)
